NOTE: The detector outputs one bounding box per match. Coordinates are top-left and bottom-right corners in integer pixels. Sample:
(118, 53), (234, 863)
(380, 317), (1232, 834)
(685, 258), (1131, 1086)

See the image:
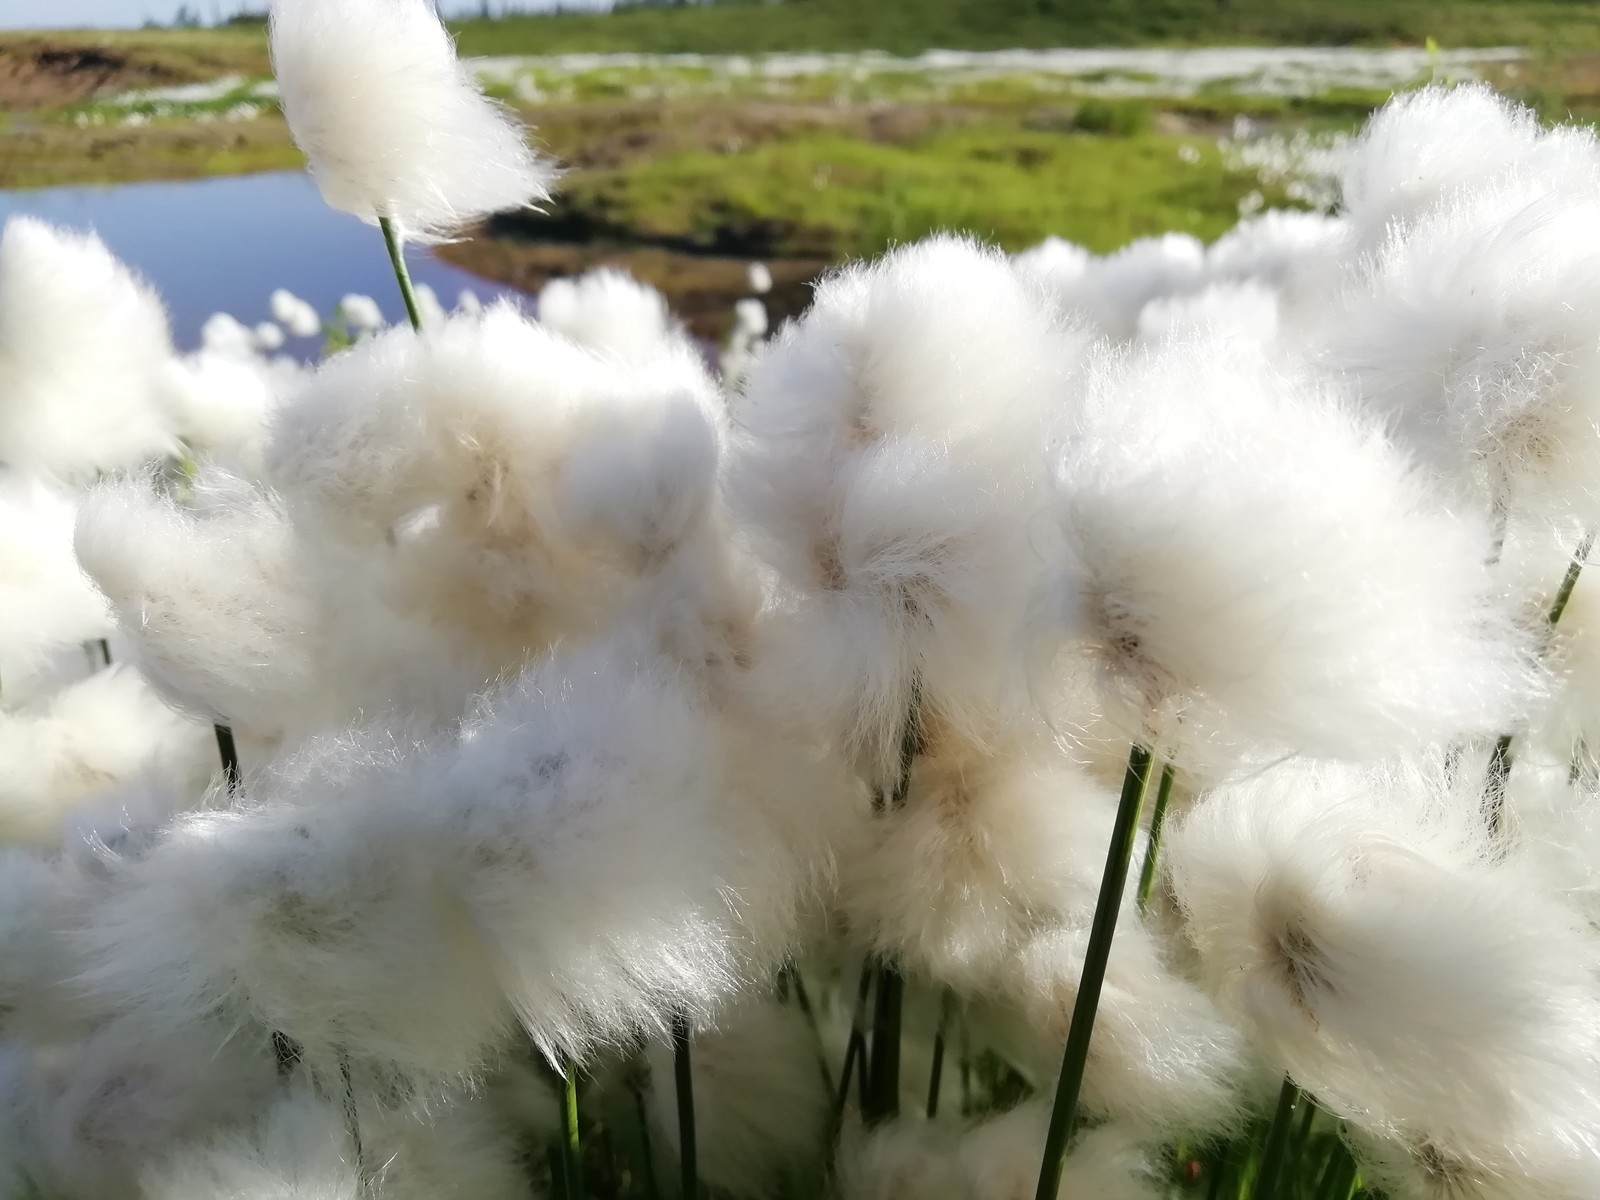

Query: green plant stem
(379, 215), (424, 331)
(1250, 1079), (1303, 1200)
(632, 1081), (661, 1200)
(865, 959), (903, 1124)
(834, 966), (873, 1120)
(214, 723), (240, 794)
(671, 1013), (698, 1200)
(1312, 1140), (1354, 1200)
(1136, 761), (1176, 913)
(561, 1063), (584, 1197)
(926, 989), (953, 1118)
(1290, 1093), (1319, 1161)
(1486, 529), (1594, 832)
(95, 638), (111, 667)
(1033, 743), (1155, 1200)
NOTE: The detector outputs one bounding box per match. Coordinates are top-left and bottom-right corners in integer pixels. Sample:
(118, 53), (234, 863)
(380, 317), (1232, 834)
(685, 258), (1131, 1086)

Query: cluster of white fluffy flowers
(13, 71), (1600, 1200)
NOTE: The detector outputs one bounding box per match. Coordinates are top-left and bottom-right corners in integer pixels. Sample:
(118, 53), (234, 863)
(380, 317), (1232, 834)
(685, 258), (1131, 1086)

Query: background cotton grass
(5, 52), (1600, 1200)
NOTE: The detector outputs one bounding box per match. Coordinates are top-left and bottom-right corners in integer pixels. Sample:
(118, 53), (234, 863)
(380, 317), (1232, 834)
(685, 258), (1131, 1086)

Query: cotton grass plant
(1, 5), (1599, 1194)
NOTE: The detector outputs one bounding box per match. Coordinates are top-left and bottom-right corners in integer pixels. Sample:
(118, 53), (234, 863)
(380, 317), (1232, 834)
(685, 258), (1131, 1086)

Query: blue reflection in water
(0, 171), (528, 357)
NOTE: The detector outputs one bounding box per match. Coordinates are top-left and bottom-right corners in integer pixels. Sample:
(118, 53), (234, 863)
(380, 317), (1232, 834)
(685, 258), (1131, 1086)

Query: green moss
(559, 124), (1287, 259)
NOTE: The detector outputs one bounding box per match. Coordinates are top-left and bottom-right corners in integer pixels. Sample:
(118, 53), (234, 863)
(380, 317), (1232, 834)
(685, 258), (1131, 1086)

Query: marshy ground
(4, 8), (1599, 337)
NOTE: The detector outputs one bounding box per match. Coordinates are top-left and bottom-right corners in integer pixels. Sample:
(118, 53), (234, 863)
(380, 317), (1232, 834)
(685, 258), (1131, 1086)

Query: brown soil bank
(0, 32), (268, 110)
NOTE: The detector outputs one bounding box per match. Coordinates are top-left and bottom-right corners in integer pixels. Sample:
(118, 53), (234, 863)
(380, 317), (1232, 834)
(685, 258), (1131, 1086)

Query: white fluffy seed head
(730, 235), (1074, 779)
(538, 268), (687, 365)
(270, 0), (554, 241)
(1322, 177), (1600, 523)
(1339, 84), (1590, 252)
(0, 477), (113, 707)
(1167, 759), (1600, 1159)
(0, 217), (178, 479)
(0, 666), (215, 847)
(266, 302), (724, 672)
(1043, 337), (1542, 760)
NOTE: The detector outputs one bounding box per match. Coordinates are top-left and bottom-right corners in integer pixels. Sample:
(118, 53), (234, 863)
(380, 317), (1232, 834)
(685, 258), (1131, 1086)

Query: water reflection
(0, 171), (527, 357)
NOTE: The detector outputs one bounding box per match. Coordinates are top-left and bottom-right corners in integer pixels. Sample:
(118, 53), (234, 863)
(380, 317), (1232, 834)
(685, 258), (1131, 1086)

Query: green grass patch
(451, 0), (1600, 56)
(558, 123), (1289, 259)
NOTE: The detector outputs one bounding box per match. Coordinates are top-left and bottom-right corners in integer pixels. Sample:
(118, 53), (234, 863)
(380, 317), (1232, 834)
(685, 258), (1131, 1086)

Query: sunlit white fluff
(1167, 759), (1600, 1175)
(0, 477), (112, 708)
(747, 261), (773, 294)
(7, 1018), (277, 1199)
(74, 474), (323, 737)
(1321, 175), (1600, 522)
(160, 347), (301, 473)
(1339, 84), (1596, 253)
(270, 0), (553, 241)
(0, 667), (214, 847)
(1020, 232), (1205, 341)
(730, 235), (1074, 781)
(457, 288), (483, 314)
(839, 1106), (1164, 1200)
(266, 301), (723, 669)
(270, 287), (323, 338)
(0, 216), (178, 478)
(140, 1085), (358, 1200)
(1043, 337), (1540, 759)
(1135, 281), (1280, 347)
(646, 997), (830, 1197)
(73, 637), (843, 1078)
(538, 268), (686, 364)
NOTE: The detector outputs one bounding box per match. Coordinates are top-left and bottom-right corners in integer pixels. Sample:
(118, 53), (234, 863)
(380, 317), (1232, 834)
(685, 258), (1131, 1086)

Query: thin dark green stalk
(926, 989), (953, 1118)
(1136, 761), (1177, 913)
(1487, 529), (1595, 832)
(865, 959), (903, 1124)
(95, 638), (111, 667)
(632, 1082), (661, 1200)
(1204, 1147), (1230, 1200)
(560, 1064), (583, 1197)
(549, 1144), (570, 1200)
(1312, 1141), (1354, 1200)
(958, 1021), (972, 1116)
(858, 694), (921, 1125)
(671, 1013), (698, 1200)
(834, 966), (873, 1120)
(1249, 1079), (1303, 1200)
(340, 1053), (370, 1197)
(784, 964), (835, 1097)
(378, 215), (424, 331)
(1290, 1094), (1319, 1161)
(1033, 743), (1154, 1200)
(1344, 1173), (1364, 1200)
(214, 723), (241, 794)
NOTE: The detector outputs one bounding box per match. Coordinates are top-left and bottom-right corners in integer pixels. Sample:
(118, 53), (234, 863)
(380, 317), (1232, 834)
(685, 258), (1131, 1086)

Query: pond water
(0, 171), (528, 357)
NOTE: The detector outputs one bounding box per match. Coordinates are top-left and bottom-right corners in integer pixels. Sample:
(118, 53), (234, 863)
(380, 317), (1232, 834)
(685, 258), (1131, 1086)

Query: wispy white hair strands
(270, 0), (554, 245)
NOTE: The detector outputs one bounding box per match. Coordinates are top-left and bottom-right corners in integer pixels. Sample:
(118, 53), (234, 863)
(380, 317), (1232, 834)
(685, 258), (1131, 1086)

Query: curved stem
(1033, 743), (1154, 1200)
(926, 989), (953, 1118)
(1136, 761), (1176, 913)
(379, 215), (424, 331)
(214, 723), (240, 794)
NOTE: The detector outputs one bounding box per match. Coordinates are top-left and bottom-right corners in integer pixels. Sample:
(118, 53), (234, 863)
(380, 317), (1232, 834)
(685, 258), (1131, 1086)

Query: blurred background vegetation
(1, 0), (1594, 335)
